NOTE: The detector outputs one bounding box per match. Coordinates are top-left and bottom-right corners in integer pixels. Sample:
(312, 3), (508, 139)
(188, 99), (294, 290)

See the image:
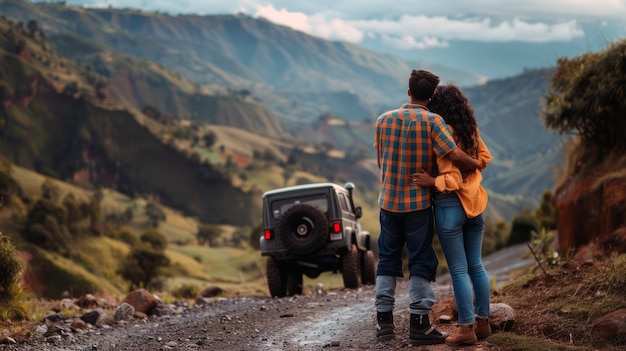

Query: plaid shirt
(374, 104), (456, 212)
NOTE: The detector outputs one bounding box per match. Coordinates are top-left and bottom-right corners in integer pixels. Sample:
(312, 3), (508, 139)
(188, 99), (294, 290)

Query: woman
(411, 83), (493, 346)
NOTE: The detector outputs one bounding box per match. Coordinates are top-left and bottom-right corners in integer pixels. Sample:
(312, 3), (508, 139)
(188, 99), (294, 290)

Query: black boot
(376, 311), (395, 341)
(409, 314), (448, 345)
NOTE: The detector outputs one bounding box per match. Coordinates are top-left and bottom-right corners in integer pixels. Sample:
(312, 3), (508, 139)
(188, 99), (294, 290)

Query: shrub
(171, 284), (200, 299)
(0, 234), (28, 321)
(0, 234), (22, 298)
(507, 209), (539, 246)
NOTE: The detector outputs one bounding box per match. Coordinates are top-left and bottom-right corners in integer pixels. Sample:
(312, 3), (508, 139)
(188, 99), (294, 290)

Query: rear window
(271, 194), (328, 219)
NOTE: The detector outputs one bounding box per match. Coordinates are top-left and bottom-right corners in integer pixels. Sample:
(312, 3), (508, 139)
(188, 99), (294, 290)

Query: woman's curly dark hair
(429, 84), (479, 158)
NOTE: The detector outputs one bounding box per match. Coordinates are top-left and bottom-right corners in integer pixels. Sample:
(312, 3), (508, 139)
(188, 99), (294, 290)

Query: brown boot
(475, 318), (492, 339)
(445, 324), (478, 346)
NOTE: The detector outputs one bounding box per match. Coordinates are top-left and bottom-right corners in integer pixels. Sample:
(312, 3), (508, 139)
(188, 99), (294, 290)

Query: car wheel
(341, 244), (361, 289)
(286, 270), (303, 296)
(277, 203), (330, 255)
(266, 257), (287, 298)
(361, 250), (376, 285)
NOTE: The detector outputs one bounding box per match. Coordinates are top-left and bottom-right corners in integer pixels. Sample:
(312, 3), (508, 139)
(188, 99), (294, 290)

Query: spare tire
(276, 203), (330, 255)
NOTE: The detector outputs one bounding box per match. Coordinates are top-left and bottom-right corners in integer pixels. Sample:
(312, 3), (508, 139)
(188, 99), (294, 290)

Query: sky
(47, 0), (626, 78)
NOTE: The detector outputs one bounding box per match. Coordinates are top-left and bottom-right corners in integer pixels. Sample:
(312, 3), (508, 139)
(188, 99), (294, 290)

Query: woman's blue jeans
(434, 193), (490, 325)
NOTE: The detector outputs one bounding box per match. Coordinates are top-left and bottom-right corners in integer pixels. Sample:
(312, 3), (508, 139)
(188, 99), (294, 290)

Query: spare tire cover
(277, 203), (330, 255)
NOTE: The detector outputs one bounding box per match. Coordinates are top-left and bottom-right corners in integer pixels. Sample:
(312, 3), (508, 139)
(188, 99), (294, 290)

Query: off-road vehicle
(260, 181), (376, 297)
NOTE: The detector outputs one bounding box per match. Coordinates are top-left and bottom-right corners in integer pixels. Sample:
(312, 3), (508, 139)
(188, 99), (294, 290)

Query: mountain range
(0, 0), (567, 226)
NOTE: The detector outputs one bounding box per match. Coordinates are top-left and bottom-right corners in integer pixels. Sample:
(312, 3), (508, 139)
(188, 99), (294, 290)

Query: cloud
(252, 4), (364, 43)
(250, 5), (585, 48)
(381, 35), (449, 50)
(353, 15), (585, 45)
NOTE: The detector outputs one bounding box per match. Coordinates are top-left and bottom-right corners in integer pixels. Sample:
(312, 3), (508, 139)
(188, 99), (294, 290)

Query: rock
(71, 318), (87, 330)
(113, 302), (135, 322)
(81, 308), (106, 325)
(198, 286), (223, 298)
(122, 289), (159, 314)
(52, 298), (79, 312)
(95, 313), (115, 327)
(75, 294), (99, 309)
(43, 312), (65, 323)
(556, 171), (626, 254)
(149, 303), (175, 317)
(592, 308), (626, 341)
(490, 303), (515, 331)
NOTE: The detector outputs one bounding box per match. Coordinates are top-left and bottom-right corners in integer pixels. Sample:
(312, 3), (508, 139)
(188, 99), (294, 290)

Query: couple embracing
(373, 69), (492, 346)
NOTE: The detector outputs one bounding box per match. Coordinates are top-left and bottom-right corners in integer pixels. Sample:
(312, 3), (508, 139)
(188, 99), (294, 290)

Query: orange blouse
(434, 129), (492, 218)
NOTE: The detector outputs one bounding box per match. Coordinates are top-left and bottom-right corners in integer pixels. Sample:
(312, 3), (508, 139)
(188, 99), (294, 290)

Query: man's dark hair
(408, 70), (440, 101)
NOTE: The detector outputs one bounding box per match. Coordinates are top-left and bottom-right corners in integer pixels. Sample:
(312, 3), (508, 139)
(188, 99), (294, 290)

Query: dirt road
(4, 245), (530, 351)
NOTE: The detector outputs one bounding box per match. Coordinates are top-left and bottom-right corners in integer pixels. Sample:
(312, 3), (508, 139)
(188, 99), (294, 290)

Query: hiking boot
(409, 314), (448, 345)
(475, 317), (492, 339)
(446, 324), (478, 346)
(376, 311), (395, 341)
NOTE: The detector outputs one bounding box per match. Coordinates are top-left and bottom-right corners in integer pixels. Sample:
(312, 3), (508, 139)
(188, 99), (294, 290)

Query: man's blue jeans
(375, 208), (438, 315)
(434, 193), (490, 325)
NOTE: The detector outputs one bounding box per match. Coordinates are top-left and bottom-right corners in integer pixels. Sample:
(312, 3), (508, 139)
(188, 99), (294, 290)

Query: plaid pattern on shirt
(374, 104), (456, 212)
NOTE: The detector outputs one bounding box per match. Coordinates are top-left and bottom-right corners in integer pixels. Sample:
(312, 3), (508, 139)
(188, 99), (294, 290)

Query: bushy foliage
(0, 234), (28, 321)
(119, 229), (170, 290)
(483, 217), (509, 255)
(248, 221), (263, 250)
(145, 201), (166, 228)
(22, 198), (71, 253)
(171, 284), (200, 299)
(525, 228), (561, 272)
(140, 228), (167, 251)
(507, 208), (540, 246)
(197, 224), (222, 246)
(534, 190), (556, 231)
(0, 234), (22, 298)
(542, 39), (626, 151)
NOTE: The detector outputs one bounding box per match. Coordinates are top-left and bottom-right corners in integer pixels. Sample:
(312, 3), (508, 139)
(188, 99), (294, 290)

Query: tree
(88, 189), (104, 235)
(22, 199), (71, 253)
(62, 193), (89, 232)
(41, 178), (60, 202)
(203, 131), (216, 149)
(535, 190), (556, 230)
(119, 229), (170, 290)
(26, 19), (38, 37)
(282, 166), (295, 186)
(141, 228), (167, 251)
(197, 224), (222, 246)
(145, 201), (166, 228)
(507, 208), (540, 246)
(542, 39), (626, 151)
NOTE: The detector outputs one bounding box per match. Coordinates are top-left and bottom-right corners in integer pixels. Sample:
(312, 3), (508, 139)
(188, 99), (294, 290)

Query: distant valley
(0, 0), (566, 226)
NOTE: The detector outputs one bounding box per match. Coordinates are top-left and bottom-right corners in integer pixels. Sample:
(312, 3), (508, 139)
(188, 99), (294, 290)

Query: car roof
(262, 182), (345, 197)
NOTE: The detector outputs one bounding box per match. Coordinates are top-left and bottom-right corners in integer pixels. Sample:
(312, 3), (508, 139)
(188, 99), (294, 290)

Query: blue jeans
(434, 193), (490, 325)
(375, 208), (438, 315)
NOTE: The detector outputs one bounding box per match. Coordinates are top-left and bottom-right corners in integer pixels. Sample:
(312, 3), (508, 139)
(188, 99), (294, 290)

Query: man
(374, 69), (479, 345)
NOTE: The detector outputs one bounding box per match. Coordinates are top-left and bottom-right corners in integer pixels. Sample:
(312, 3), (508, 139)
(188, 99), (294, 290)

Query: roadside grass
(488, 333), (590, 351)
(493, 253), (626, 350)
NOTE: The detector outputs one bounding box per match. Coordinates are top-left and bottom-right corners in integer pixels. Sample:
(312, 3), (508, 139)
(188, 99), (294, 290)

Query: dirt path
(4, 245), (531, 351)
(4, 282), (500, 351)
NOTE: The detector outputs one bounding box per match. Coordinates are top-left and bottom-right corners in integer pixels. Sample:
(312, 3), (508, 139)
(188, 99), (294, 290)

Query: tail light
(330, 222), (343, 240)
(331, 222), (342, 233)
(263, 229), (272, 240)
